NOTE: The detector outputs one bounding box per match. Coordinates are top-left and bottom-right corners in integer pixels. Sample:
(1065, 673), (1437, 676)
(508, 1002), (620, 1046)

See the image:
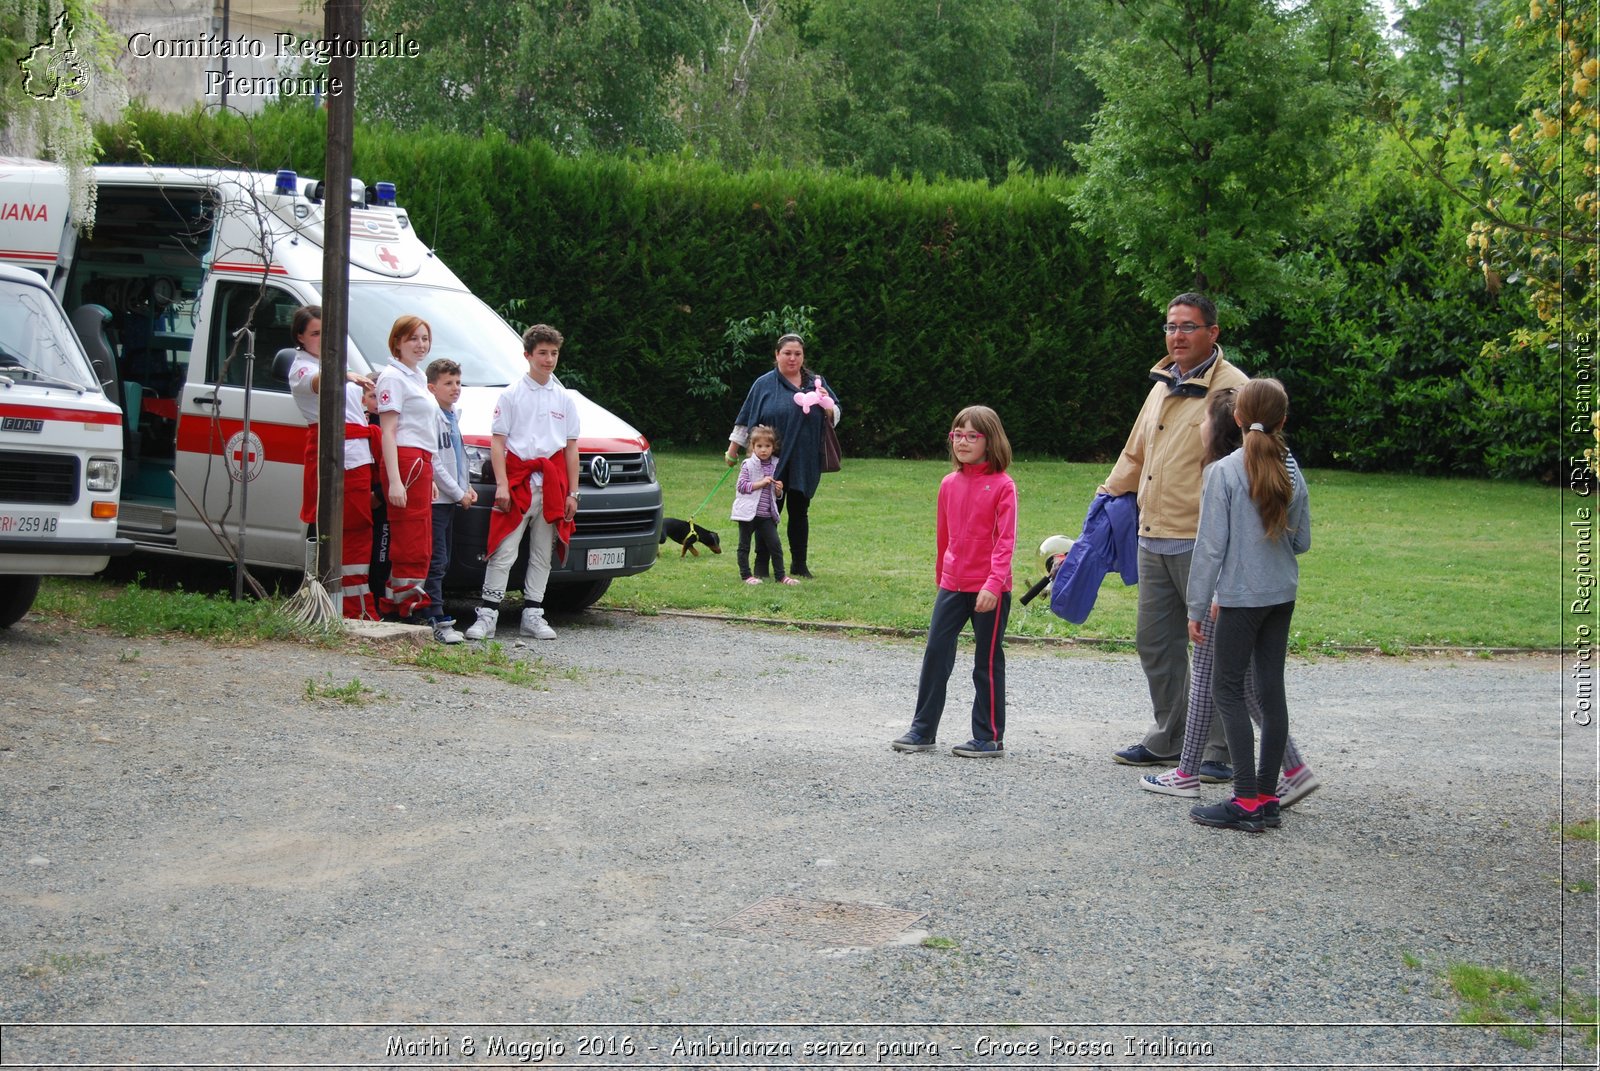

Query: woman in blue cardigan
(724, 333), (842, 578)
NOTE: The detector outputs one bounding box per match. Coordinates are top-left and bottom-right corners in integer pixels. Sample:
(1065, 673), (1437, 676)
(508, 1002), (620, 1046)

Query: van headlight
(86, 457), (121, 492)
(464, 444), (490, 482)
(642, 448), (656, 483)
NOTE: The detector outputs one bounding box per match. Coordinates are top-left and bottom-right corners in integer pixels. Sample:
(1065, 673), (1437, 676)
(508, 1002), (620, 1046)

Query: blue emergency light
(374, 182), (397, 206)
(274, 169), (297, 196)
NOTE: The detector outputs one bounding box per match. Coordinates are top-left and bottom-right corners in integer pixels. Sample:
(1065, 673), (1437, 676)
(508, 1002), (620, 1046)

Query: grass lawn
(606, 449), (1560, 652)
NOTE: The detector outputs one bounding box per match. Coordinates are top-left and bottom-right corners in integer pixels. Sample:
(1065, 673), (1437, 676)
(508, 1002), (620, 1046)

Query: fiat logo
(589, 455), (611, 488)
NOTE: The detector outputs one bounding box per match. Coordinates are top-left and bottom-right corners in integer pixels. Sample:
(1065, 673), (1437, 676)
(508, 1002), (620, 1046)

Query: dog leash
(687, 462), (737, 522)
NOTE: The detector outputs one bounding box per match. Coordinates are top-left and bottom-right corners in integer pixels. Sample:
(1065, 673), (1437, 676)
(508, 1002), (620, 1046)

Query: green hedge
(98, 106), (1551, 477)
(100, 105), (1150, 461)
(1241, 131), (1548, 479)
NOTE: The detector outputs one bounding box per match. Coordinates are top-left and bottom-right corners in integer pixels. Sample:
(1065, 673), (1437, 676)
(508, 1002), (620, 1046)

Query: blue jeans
(424, 502), (454, 622)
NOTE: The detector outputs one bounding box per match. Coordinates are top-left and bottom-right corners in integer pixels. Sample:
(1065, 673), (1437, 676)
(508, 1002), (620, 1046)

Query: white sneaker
(1139, 768), (1199, 798)
(464, 606), (497, 641)
(520, 607), (557, 640)
(431, 619), (464, 645)
(1277, 765), (1322, 808)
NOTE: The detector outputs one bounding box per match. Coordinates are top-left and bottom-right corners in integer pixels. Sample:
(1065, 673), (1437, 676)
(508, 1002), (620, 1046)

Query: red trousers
(379, 446), (433, 618)
(341, 465), (379, 620)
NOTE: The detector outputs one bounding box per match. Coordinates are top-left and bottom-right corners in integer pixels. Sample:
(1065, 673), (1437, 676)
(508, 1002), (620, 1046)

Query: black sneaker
(952, 739), (1004, 758)
(891, 732), (935, 753)
(1189, 798), (1265, 833)
(1197, 760), (1234, 783)
(1113, 743), (1179, 766)
(1259, 799), (1282, 828)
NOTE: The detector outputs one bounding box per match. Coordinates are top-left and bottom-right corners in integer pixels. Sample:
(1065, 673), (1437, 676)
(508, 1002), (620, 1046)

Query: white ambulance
(0, 159), (661, 610)
(0, 262), (131, 626)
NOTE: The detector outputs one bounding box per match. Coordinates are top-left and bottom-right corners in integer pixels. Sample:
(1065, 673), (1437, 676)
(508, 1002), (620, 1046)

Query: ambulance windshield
(0, 281), (101, 392)
(347, 283), (529, 386)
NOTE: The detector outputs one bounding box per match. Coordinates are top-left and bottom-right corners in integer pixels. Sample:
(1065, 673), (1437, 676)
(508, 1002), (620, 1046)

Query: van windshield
(0, 281), (100, 391)
(348, 282), (528, 386)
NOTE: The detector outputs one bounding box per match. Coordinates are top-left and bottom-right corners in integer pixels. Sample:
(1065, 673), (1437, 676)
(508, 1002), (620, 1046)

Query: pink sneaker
(744, 576), (763, 585)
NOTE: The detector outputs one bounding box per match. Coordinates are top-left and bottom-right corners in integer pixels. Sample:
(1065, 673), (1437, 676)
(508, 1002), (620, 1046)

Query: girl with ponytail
(1184, 378), (1312, 833)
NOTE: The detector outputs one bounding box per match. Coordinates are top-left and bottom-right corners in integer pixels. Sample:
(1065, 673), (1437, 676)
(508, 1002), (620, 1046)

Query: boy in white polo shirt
(464, 324), (581, 641)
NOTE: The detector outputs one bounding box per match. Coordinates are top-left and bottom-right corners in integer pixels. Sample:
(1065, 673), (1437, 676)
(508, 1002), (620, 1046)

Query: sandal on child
(780, 576), (800, 585)
(744, 576), (763, 585)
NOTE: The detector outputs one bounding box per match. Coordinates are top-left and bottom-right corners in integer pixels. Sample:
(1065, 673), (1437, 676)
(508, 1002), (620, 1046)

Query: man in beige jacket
(1099, 292), (1249, 773)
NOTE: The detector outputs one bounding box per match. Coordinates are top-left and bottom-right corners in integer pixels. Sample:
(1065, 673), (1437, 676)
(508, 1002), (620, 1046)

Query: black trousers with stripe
(910, 588), (1010, 745)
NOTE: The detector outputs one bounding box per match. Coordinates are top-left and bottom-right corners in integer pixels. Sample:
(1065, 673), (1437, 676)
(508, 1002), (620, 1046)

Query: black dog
(661, 517), (722, 557)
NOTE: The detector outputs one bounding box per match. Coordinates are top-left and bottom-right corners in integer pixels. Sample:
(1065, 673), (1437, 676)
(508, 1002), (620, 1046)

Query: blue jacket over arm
(1050, 492), (1139, 624)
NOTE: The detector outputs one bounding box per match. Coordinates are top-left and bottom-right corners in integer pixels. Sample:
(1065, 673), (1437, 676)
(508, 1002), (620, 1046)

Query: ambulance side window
(207, 283), (297, 392)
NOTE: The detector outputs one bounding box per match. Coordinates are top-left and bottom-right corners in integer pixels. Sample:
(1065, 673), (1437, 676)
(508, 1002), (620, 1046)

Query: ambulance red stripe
(176, 417), (309, 463)
(209, 261), (289, 276)
(0, 402), (120, 425)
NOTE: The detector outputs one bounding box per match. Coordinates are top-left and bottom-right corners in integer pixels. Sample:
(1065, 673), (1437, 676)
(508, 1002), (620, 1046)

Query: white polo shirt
(375, 360), (436, 451)
(492, 374), (580, 486)
(288, 352), (374, 468)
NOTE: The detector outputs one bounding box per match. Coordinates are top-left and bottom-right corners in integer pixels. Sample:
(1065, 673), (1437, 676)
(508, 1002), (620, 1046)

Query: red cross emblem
(223, 430), (265, 483)
(376, 245), (400, 270)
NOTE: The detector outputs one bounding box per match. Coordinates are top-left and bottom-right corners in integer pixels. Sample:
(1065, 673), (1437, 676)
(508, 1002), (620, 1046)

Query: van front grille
(575, 507), (660, 539)
(580, 452), (652, 487)
(0, 451), (79, 505)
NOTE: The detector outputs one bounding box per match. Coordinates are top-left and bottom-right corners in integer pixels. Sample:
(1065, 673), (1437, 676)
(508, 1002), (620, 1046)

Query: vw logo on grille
(589, 455), (611, 488)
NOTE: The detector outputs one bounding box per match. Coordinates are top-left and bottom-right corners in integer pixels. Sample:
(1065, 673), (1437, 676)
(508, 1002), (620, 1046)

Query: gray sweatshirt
(1186, 448), (1311, 620)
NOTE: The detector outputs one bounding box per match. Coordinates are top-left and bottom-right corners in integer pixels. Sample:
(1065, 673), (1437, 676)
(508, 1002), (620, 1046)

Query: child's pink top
(934, 462), (1017, 595)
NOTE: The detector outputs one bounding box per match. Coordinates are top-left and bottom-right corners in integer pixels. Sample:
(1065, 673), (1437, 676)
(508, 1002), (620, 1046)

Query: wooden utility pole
(316, 0), (360, 597)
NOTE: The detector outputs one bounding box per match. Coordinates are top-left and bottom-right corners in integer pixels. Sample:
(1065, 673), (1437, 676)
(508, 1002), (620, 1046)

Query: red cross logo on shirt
(376, 245), (400, 270)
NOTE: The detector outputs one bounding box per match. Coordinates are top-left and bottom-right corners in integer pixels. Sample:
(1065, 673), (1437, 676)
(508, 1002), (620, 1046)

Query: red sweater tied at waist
(487, 450), (575, 563)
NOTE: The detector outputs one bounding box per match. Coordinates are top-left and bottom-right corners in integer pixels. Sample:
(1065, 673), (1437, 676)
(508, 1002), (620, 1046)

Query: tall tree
(1070, 0), (1378, 320)
(360, 0), (718, 152)
(808, 0), (1032, 180)
(1389, 0), (1532, 131)
(1014, 0), (1108, 173)
(1370, 0), (1591, 477)
(674, 0), (843, 169)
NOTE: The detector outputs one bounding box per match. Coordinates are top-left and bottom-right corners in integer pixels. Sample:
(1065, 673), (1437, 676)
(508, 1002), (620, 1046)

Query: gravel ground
(0, 608), (1593, 1070)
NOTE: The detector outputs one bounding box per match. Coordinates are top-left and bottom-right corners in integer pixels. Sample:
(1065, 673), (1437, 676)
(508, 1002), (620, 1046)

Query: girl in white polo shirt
(375, 315), (437, 620)
(286, 305), (381, 620)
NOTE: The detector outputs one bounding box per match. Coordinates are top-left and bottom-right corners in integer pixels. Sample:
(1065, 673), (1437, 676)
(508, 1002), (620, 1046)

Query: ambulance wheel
(541, 578), (611, 613)
(0, 575), (42, 629)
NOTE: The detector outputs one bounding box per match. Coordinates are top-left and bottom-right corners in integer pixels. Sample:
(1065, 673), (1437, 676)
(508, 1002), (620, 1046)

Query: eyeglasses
(1162, 322), (1211, 335)
(948, 431), (986, 443)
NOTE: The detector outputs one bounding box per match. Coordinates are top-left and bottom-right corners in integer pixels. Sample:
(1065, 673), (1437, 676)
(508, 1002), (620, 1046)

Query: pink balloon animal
(792, 382), (836, 414)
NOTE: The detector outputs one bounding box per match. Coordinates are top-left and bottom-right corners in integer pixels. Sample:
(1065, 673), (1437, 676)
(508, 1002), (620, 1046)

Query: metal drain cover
(716, 895), (927, 947)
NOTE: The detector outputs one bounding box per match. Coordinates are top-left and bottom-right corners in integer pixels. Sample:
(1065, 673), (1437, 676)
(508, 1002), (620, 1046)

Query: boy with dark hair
(423, 358), (475, 644)
(463, 325), (580, 641)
